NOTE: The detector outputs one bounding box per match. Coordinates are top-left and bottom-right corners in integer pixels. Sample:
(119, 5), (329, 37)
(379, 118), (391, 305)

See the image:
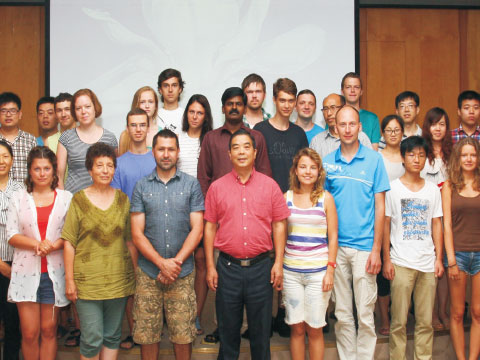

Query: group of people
(0, 68), (478, 360)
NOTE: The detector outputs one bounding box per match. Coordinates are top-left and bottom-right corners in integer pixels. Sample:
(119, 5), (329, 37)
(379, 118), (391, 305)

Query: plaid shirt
(243, 108), (271, 128)
(0, 130), (37, 183)
(451, 124), (480, 145)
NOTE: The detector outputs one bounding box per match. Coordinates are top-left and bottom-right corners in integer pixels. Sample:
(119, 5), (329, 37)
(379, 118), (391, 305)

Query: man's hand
(206, 266), (218, 292)
(0, 262), (11, 278)
(158, 258), (182, 282)
(366, 250), (382, 275)
(382, 258), (395, 280)
(434, 258), (444, 279)
(271, 262), (283, 291)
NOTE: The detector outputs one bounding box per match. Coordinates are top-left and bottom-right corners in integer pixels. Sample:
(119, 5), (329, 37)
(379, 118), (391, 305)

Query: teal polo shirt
(323, 144), (390, 251)
(359, 109), (381, 145)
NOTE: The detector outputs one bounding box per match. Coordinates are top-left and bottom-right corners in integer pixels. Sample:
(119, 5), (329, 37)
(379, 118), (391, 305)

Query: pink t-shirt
(204, 169), (290, 259)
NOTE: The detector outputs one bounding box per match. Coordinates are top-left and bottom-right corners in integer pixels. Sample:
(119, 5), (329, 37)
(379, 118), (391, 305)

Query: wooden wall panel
(359, 8), (479, 129)
(0, 6), (45, 136)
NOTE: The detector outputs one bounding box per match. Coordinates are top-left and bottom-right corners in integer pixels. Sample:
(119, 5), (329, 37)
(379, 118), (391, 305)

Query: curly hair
(25, 146), (59, 193)
(448, 137), (480, 192)
(85, 143), (117, 171)
(289, 148), (326, 204)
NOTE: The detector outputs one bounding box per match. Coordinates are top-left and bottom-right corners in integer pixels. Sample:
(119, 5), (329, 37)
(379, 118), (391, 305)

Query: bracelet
(448, 263), (457, 268)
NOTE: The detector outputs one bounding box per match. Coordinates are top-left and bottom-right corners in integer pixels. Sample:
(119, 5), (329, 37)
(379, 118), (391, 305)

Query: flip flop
(195, 317), (204, 335)
(64, 332), (80, 347)
(120, 335), (138, 350)
(202, 329), (219, 344)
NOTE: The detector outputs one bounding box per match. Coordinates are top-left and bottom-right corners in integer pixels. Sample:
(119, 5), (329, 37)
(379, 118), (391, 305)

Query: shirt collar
(458, 123), (480, 135)
(220, 123), (249, 134)
(147, 168), (181, 183)
(230, 167), (256, 185)
(334, 143), (365, 163)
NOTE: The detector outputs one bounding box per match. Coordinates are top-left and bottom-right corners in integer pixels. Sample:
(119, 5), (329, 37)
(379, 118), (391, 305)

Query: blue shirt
(305, 124), (325, 144)
(36, 136), (44, 146)
(130, 169), (205, 279)
(359, 109), (381, 145)
(111, 151), (156, 199)
(323, 144), (390, 251)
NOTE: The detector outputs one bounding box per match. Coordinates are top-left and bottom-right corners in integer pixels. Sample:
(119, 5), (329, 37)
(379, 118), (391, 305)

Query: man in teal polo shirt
(341, 72), (381, 150)
(323, 105), (389, 360)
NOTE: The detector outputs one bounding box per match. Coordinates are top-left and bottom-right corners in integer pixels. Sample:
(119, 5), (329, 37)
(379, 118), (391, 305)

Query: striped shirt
(283, 190), (328, 273)
(59, 128), (118, 193)
(0, 130), (37, 183)
(0, 179), (24, 261)
(177, 131), (200, 178)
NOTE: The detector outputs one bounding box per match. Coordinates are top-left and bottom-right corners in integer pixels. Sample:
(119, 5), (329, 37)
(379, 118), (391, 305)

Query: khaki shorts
(132, 267), (196, 345)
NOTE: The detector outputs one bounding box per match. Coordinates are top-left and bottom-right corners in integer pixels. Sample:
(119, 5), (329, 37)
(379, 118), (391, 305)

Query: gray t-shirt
(59, 128), (118, 193)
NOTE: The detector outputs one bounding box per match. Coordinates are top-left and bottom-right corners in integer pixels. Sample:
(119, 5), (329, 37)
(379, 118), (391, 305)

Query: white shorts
(282, 268), (331, 328)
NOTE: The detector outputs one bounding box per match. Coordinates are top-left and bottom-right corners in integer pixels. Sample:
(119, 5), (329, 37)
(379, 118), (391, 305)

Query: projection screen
(50, 0), (355, 136)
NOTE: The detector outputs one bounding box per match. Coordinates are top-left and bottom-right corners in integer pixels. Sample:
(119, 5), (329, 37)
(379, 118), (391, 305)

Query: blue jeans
(216, 254), (273, 360)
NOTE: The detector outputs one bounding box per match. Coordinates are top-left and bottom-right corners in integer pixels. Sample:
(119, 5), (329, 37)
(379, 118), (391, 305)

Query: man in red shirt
(204, 129), (290, 359)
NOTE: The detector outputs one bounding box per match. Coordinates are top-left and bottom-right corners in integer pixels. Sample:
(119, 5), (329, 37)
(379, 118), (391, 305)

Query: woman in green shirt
(62, 143), (136, 360)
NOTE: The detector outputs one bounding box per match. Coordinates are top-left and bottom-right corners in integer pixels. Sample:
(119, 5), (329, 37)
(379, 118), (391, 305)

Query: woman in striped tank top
(283, 148), (338, 360)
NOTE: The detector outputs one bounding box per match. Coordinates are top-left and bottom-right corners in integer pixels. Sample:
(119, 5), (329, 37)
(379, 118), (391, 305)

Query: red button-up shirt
(197, 124), (272, 196)
(204, 168), (290, 259)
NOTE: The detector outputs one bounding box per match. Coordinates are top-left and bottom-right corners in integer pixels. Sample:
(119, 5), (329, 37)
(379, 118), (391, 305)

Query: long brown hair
(448, 137), (480, 192)
(25, 146), (58, 193)
(422, 107), (452, 166)
(289, 148), (326, 204)
(131, 86), (159, 120)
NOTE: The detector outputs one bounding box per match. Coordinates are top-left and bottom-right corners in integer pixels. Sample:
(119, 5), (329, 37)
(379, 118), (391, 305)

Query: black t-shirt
(254, 120), (309, 193)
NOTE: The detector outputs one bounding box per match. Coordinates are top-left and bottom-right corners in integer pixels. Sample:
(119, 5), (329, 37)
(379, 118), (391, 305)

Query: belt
(219, 251), (269, 267)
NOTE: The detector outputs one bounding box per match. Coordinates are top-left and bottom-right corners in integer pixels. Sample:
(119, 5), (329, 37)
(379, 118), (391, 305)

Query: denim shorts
(444, 251), (480, 276)
(36, 273), (55, 304)
(282, 268), (331, 328)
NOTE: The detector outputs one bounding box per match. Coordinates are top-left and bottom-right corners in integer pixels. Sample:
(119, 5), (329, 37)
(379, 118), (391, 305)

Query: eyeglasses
(321, 105), (342, 112)
(0, 108), (19, 115)
(384, 129), (402, 135)
(398, 104), (416, 110)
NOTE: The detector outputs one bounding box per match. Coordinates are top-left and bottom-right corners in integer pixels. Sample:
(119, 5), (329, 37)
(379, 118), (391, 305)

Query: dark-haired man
(383, 136), (443, 360)
(310, 93), (372, 158)
(130, 129), (204, 360)
(254, 78), (308, 193)
(451, 90), (480, 144)
(157, 68), (185, 133)
(341, 72), (381, 150)
(241, 73), (271, 128)
(0, 92), (37, 182)
(294, 89), (324, 144)
(47, 93), (76, 153)
(378, 91), (422, 150)
(36, 96), (57, 146)
(197, 87), (271, 196)
(205, 129), (289, 360)
(322, 105), (389, 359)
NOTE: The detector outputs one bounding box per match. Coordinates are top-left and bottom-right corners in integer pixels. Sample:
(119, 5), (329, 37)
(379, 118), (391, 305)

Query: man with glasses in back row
(0, 92), (37, 182)
(310, 93), (372, 159)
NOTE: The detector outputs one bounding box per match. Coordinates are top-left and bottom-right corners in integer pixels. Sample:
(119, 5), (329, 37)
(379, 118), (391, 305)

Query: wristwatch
(327, 261), (337, 269)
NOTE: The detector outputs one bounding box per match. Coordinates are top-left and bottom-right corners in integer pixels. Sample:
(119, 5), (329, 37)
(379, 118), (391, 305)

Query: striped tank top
(283, 190), (328, 273)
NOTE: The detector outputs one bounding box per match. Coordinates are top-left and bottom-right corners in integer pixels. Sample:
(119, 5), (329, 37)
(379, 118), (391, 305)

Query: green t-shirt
(359, 109), (381, 144)
(62, 189), (135, 300)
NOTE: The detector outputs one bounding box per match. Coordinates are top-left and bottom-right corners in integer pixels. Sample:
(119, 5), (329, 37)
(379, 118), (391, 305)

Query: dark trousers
(216, 254), (272, 360)
(0, 266), (21, 360)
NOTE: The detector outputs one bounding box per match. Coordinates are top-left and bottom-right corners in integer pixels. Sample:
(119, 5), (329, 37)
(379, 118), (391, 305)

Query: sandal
(432, 322), (444, 331)
(120, 335), (137, 350)
(379, 327), (390, 336)
(195, 317), (204, 335)
(64, 330), (81, 347)
(202, 328), (219, 344)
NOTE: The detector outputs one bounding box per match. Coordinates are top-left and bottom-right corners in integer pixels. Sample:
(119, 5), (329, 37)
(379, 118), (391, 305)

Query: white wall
(50, 0), (355, 137)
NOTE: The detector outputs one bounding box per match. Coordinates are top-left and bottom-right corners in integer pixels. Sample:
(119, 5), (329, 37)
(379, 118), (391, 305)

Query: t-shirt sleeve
(204, 184), (218, 224)
(123, 197), (132, 243)
(252, 130), (272, 177)
(271, 181), (291, 221)
(385, 187), (394, 217)
(130, 180), (145, 213)
(190, 179), (205, 213)
(371, 114), (381, 144)
(61, 198), (80, 248)
(373, 154), (390, 194)
(6, 193), (21, 242)
(111, 165), (121, 190)
(59, 131), (69, 148)
(432, 186), (443, 218)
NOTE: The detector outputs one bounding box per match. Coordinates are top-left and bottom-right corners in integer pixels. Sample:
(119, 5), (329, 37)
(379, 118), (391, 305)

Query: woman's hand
(37, 240), (54, 257)
(322, 267), (334, 292)
(448, 264), (459, 280)
(65, 279), (78, 303)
